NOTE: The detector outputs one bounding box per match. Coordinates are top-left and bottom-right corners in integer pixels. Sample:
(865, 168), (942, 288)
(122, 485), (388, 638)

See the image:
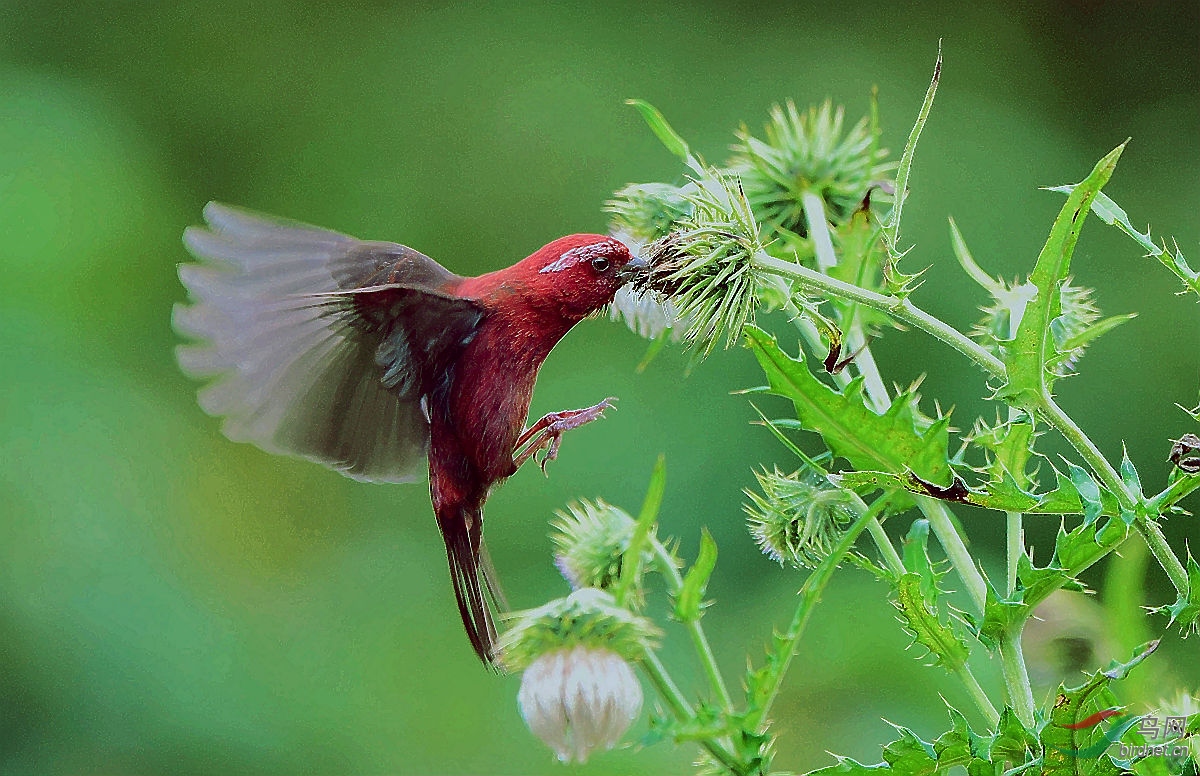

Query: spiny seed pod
(745, 466), (860, 569)
(729, 100), (892, 235)
(551, 499), (639, 590)
(631, 170), (766, 358)
(605, 182), (693, 243)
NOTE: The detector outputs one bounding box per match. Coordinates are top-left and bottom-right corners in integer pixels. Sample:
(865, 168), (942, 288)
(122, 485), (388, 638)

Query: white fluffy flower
(518, 645), (643, 763)
(608, 285), (686, 341)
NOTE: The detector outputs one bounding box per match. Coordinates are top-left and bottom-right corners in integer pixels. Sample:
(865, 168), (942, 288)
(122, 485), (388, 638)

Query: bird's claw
(514, 398), (617, 474)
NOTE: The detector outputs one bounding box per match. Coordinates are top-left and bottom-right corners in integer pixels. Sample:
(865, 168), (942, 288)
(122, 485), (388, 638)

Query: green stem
(865, 514), (905, 577)
(744, 495), (891, 732)
(955, 664), (1001, 726)
(754, 254), (1006, 379)
(640, 652), (745, 774)
(1040, 397), (1187, 595)
(650, 538), (734, 712)
(1149, 474), (1200, 513)
(803, 191), (837, 273)
(1006, 512), (1023, 597)
(1038, 395), (1135, 511)
(641, 650), (692, 717)
(1135, 517), (1190, 597)
(919, 496), (988, 614)
(999, 631), (1037, 730)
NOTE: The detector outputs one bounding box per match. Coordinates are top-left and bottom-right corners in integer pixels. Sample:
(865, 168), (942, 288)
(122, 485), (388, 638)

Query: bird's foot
(513, 398), (616, 474)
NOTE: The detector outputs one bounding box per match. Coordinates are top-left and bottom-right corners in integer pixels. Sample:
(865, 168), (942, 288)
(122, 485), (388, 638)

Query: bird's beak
(617, 254), (650, 283)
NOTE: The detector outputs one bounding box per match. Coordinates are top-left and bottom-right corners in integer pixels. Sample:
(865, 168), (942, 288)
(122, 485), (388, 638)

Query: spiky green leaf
(1151, 552), (1200, 636)
(1046, 187), (1200, 299)
(805, 707), (1039, 776)
(1001, 144), (1126, 407)
(893, 573), (971, 670)
(745, 326), (954, 486)
(834, 467), (1121, 517)
(1040, 642), (1158, 776)
(675, 528), (717, 622)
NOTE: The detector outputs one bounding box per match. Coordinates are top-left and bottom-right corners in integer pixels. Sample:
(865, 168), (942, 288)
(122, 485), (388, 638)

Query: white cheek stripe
(539, 240), (622, 273)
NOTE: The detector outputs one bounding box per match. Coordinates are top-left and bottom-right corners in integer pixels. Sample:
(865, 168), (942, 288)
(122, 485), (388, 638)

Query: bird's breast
(446, 316), (554, 483)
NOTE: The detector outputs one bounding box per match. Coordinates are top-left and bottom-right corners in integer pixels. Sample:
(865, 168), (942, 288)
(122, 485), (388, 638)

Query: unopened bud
(500, 588), (658, 763)
(745, 466), (859, 569)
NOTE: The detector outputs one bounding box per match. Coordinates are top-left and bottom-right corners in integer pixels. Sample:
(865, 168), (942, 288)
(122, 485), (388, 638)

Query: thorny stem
(755, 253), (1006, 379)
(744, 494), (892, 732)
(1150, 474), (1200, 513)
(1135, 518), (1191, 599)
(1000, 632), (1037, 729)
(1041, 396), (1189, 596)
(755, 255), (1192, 599)
(649, 536), (734, 712)
(1039, 395), (1135, 511)
(639, 652), (746, 774)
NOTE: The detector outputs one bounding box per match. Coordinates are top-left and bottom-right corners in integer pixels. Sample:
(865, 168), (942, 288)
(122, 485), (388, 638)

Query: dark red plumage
(175, 204), (643, 664)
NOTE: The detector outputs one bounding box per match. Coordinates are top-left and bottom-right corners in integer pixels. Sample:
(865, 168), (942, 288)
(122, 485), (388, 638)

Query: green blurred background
(1, 1), (1197, 774)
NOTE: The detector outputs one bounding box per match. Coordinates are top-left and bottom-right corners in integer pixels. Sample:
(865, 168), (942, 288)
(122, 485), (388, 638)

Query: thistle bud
(605, 182), (692, 243)
(729, 100), (892, 235)
(744, 466), (860, 568)
(632, 169), (766, 358)
(501, 588), (659, 763)
(517, 645), (644, 763)
(551, 499), (640, 590)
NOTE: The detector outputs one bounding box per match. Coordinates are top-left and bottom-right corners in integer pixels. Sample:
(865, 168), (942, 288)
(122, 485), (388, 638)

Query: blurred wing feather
(175, 202), (484, 483)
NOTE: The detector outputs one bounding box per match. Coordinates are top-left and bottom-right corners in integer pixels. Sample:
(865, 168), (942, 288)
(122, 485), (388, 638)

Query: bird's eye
(590, 256), (611, 273)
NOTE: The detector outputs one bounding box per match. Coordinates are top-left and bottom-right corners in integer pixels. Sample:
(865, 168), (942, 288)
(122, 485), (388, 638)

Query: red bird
(175, 203), (644, 664)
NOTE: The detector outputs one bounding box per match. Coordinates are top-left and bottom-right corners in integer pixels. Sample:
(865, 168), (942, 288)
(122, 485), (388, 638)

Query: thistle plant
(504, 52), (1200, 775)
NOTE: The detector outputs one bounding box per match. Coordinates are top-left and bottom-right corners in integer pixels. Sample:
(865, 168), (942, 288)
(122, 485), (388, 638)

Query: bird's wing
(174, 202), (485, 483)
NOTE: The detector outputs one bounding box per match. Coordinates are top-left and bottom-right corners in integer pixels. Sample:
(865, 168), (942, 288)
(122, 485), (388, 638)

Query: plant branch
(1135, 517), (1190, 598)
(744, 494), (891, 732)
(755, 253), (1006, 379)
(1149, 474), (1200, 513)
(956, 664), (1001, 726)
(999, 630), (1037, 729)
(650, 537), (734, 712)
(640, 652), (745, 774)
(1038, 395), (1135, 511)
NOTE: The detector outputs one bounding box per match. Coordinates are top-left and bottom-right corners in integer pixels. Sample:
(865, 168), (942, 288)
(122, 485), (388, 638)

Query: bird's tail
(441, 506), (506, 666)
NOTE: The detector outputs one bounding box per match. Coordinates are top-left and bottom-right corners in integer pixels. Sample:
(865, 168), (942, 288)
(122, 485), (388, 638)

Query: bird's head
(510, 234), (648, 321)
